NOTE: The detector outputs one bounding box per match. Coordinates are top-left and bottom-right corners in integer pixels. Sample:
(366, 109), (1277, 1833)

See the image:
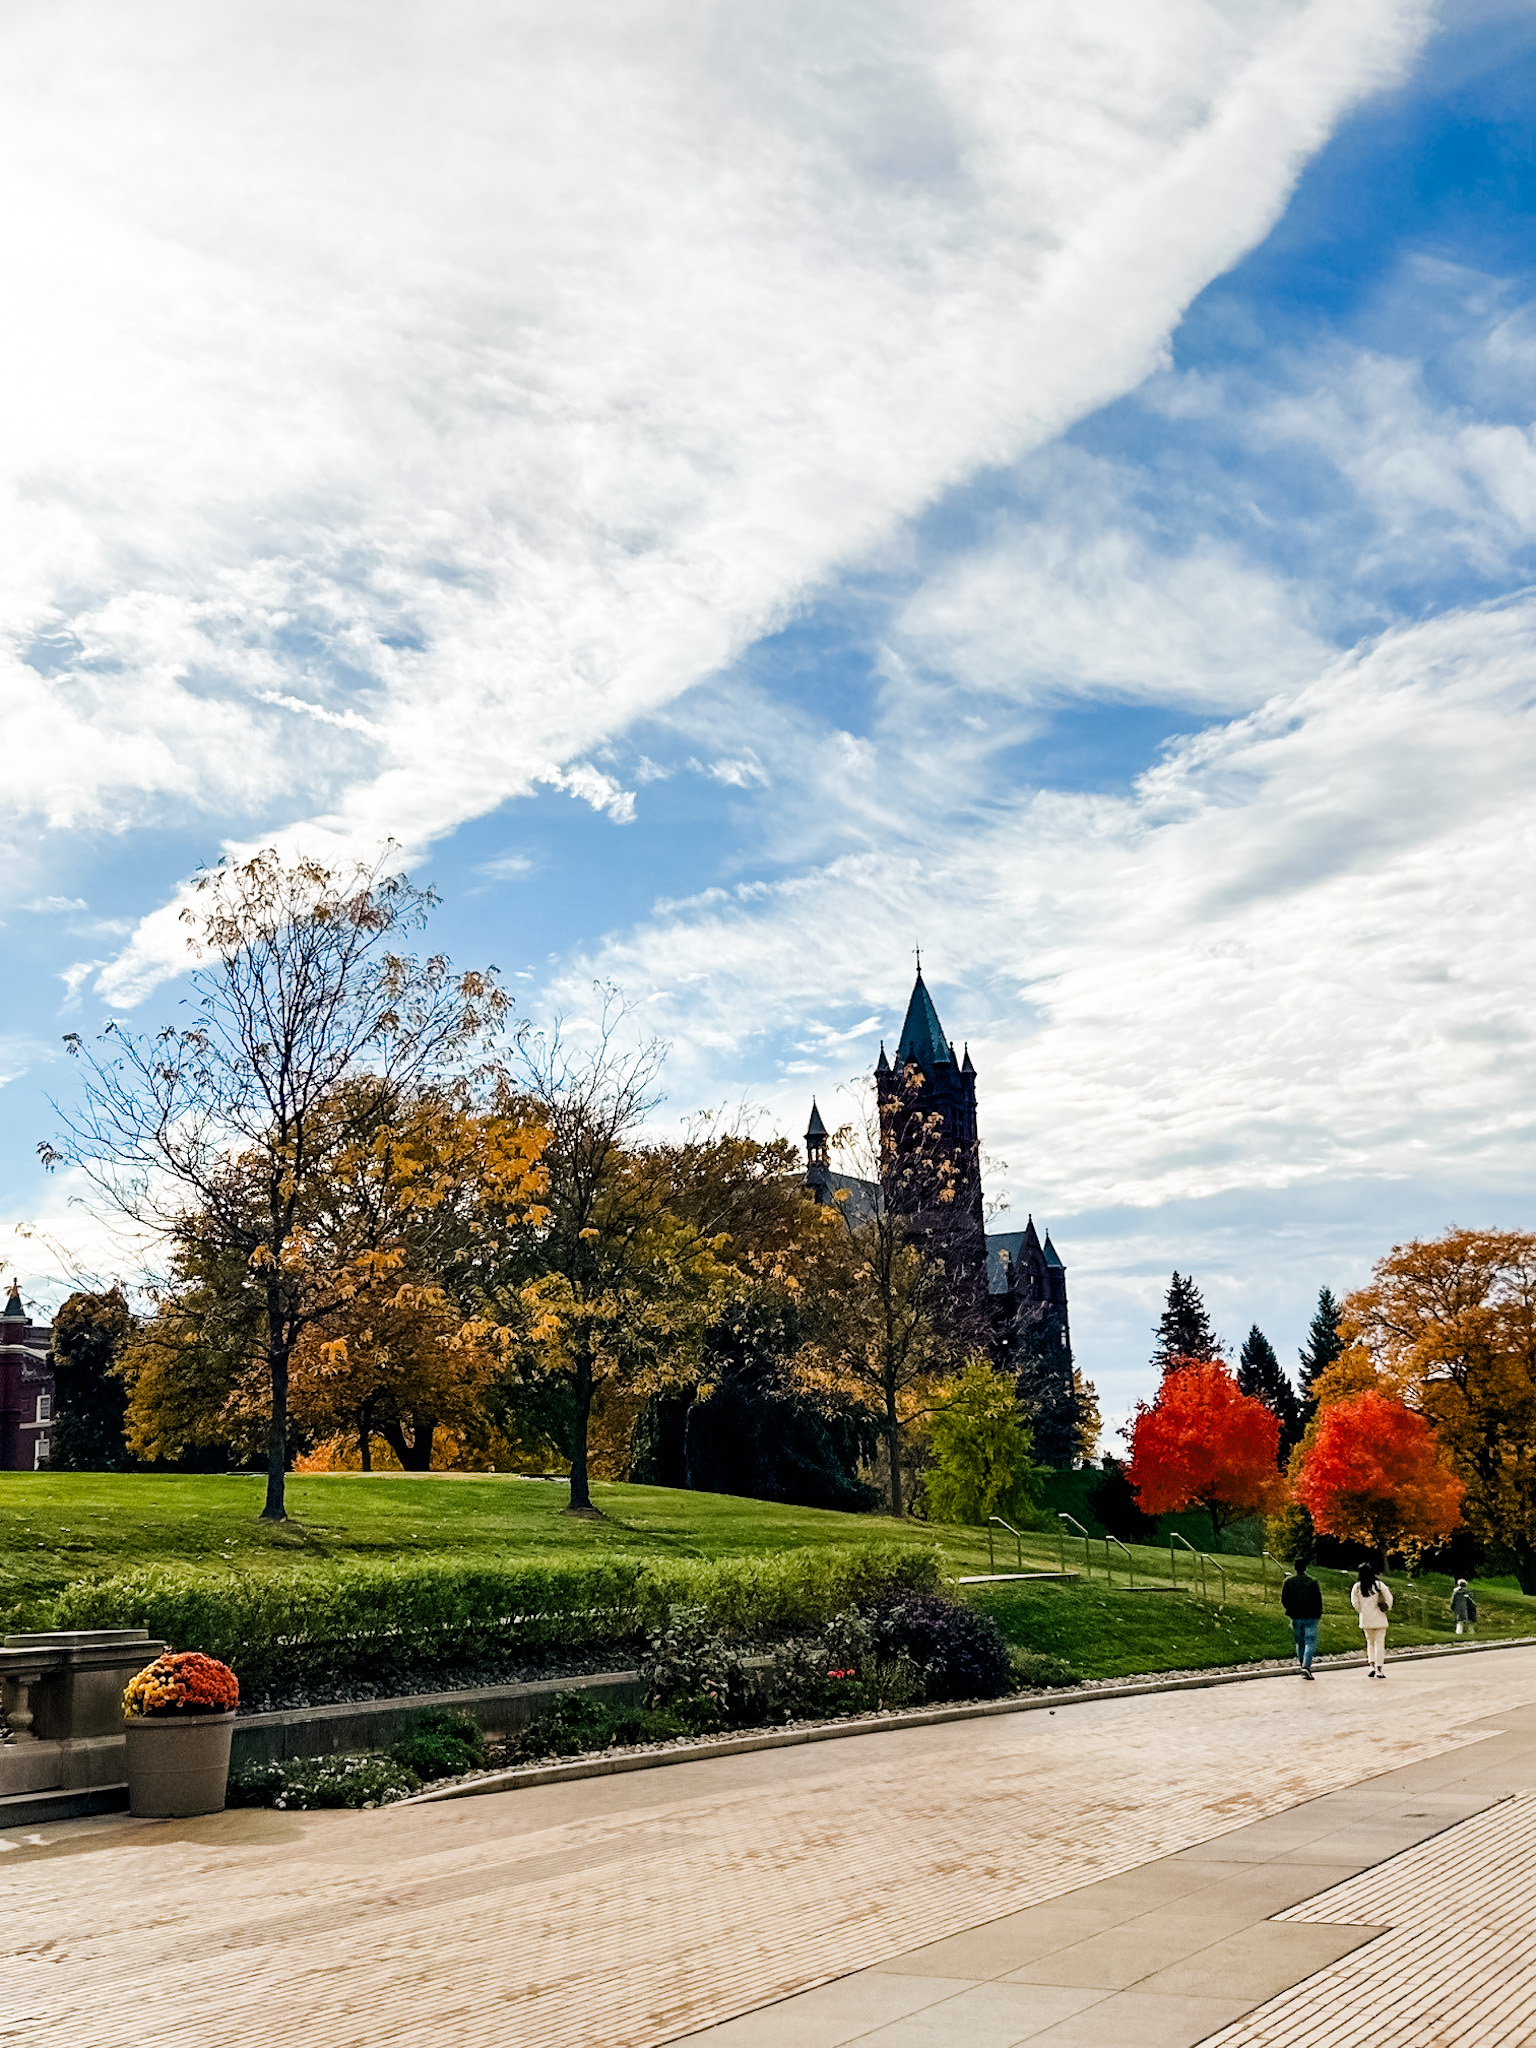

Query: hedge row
(53, 1542), (942, 1689)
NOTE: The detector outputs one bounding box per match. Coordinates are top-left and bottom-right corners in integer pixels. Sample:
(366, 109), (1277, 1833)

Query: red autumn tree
(1293, 1389), (1464, 1557)
(1127, 1357), (1285, 1546)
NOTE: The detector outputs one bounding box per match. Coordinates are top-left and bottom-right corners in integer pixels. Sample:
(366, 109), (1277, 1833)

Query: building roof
(895, 971), (952, 1068)
(806, 1099), (828, 1138)
(1043, 1232), (1065, 1270)
(804, 1166), (882, 1228)
(3, 1282), (24, 1322)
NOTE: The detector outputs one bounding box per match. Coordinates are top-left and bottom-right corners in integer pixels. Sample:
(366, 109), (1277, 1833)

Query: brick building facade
(0, 1282), (55, 1470)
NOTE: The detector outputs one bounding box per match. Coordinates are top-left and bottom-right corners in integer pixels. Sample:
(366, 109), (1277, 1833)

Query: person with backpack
(1351, 1562), (1394, 1677)
(1281, 1558), (1324, 1679)
(1452, 1579), (1478, 1636)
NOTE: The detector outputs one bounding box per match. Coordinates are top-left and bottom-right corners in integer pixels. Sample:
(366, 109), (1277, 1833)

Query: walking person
(1351, 1562), (1394, 1677)
(1452, 1578), (1478, 1636)
(1281, 1557), (1323, 1680)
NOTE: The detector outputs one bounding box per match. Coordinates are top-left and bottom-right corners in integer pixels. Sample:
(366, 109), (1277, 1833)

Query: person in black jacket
(1281, 1560), (1324, 1679)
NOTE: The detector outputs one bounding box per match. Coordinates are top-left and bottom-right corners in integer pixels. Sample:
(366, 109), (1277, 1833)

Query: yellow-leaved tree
(1341, 1228), (1536, 1587)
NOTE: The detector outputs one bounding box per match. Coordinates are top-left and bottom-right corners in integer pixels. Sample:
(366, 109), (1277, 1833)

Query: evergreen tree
(1237, 1323), (1304, 1460)
(50, 1289), (135, 1470)
(1298, 1285), (1344, 1416)
(1153, 1271), (1221, 1375)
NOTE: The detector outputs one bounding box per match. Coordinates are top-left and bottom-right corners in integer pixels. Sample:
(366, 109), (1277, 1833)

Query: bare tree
(41, 849), (508, 1520)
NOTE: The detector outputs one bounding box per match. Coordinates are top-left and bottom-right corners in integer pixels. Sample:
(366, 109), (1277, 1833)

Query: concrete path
(4, 1647), (1536, 2048)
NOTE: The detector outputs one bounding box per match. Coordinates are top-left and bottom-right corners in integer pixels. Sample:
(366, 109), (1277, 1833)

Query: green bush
(53, 1541), (939, 1689)
(390, 1708), (485, 1781)
(227, 1753), (421, 1809)
(508, 1691), (688, 1761)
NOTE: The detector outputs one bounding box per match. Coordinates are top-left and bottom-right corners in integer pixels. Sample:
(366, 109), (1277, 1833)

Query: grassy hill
(3, 1470), (1533, 1683)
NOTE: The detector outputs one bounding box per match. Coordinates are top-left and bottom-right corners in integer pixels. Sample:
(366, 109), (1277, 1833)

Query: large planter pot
(124, 1712), (236, 1818)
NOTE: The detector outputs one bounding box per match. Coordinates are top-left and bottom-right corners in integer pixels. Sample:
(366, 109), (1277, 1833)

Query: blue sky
(3, 0), (1535, 1435)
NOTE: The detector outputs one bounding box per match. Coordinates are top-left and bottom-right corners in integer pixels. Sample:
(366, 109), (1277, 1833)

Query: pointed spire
(1042, 1231), (1065, 1270)
(1021, 1215), (1042, 1253)
(3, 1280), (24, 1322)
(805, 1098), (829, 1168)
(895, 968), (951, 1067)
(876, 1042), (891, 1074)
(961, 1043), (975, 1074)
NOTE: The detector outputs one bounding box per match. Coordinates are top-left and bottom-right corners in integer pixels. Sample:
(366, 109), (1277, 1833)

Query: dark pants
(1291, 1618), (1319, 1669)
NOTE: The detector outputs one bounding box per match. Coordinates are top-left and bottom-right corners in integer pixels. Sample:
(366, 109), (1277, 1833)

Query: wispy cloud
(0, 1), (1427, 996)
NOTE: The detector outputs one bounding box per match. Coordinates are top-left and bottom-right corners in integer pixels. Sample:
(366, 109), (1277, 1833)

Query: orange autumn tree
(1293, 1388), (1464, 1559)
(1127, 1357), (1285, 1547)
(1342, 1229), (1536, 1589)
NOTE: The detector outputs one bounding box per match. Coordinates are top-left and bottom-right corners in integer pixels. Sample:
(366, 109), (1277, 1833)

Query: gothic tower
(875, 967), (989, 1325)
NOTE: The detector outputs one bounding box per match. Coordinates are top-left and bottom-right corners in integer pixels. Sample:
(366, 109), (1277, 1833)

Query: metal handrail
(986, 1516), (1024, 1573)
(1261, 1551), (1290, 1604)
(1058, 1512), (1093, 1579)
(1105, 1533), (1134, 1587)
(1170, 1531), (1226, 1605)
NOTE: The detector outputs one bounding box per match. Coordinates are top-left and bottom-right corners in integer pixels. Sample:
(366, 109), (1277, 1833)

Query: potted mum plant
(122, 1652), (240, 1817)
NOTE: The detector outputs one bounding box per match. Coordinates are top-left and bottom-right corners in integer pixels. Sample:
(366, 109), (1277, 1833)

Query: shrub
(227, 1753), (420, 1809)
(640, 1607), (758, 1732)
(658, 1543), (943, 1639)
(871, 1593), (1012, 1701)
(507, 1691), (688, 1761)
(122, 1651), (239, 1718)
(1011, 1651), (1080, 1690)
(54, 1542), (941, 1690)
(390, 1708), (485, 1781)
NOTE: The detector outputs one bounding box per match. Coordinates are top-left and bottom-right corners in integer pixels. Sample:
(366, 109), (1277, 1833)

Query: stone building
(803, 968), (1077, 1466)
(0, 1282), (54, 1470)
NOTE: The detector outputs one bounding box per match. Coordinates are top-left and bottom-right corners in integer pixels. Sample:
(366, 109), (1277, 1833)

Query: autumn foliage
(1342, 1229), (1536, 1587)
(1294, 1388), (1464, 1554)
(1127, 1358), (1285, 1542)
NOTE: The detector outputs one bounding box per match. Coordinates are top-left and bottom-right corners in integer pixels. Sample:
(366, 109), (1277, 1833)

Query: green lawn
(0, 1471), (947, 1622)
(4, 1473), (1533, 1680)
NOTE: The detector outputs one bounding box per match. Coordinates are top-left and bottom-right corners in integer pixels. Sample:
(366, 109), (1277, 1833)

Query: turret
(805, 1099), (829, 1171)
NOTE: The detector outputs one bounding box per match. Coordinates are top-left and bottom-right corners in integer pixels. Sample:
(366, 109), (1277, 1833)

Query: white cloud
(553, 594), (1536, 1238)
(475, 853), (537, 882)
(893, 467), (1331, 713)
(0, 0), (1429, 981)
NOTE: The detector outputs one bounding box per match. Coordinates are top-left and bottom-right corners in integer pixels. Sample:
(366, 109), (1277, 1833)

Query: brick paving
(3, 1649), (1536, 2048)
(1206, 1787), (1536, 2046)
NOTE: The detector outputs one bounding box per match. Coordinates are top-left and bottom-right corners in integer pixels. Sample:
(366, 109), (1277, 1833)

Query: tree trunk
(358, 1408), (372, 1471)
(885, 1386), (903, 1518)
(261, 1342), (289, 1521)
(1513, 1538), (1536, 1596)
(567, 1354), (596, 1512)
(377, 1417), (436, 1471)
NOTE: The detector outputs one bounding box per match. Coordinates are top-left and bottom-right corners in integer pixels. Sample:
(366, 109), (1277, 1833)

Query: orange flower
(123, 1651), (239, 1718)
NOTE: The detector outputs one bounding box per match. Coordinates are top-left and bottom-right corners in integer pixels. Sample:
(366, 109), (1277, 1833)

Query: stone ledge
(0, 1783), (128, 1827)
(231, 1666), (644, 1769)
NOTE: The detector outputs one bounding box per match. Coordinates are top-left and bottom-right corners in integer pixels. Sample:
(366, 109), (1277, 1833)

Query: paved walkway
(4, 1648), (1536, 2048)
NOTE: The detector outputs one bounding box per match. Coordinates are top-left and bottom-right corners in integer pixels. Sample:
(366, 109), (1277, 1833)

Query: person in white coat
(1351, 1563), (1394, 1677)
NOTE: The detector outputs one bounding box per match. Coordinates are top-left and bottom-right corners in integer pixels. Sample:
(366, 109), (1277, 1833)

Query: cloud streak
(0, 0), (1428, 994)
